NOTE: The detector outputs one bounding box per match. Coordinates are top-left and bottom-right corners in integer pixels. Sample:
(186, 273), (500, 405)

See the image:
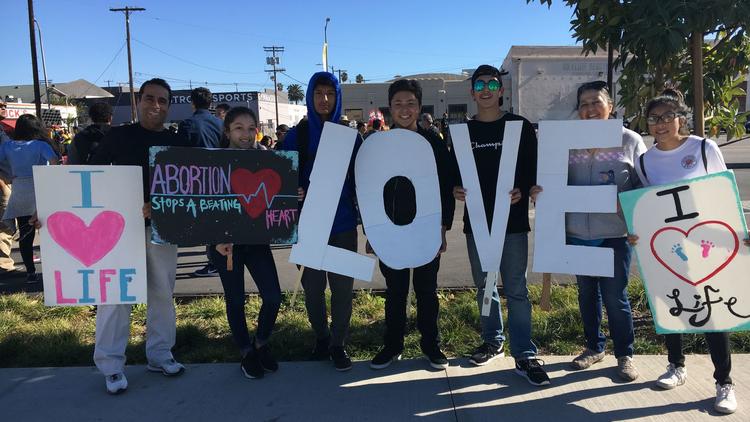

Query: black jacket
(382, 126), (456, 229)
(68, 123), (110, 164)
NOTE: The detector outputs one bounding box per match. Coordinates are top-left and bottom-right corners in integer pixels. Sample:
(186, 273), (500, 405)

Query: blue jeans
(210, 244), (282, 355)
(575, 237), (634, 358)
(467, 232), (537, 359)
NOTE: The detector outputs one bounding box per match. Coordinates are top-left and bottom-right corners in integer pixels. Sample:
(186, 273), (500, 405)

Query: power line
(133, 39), (264, 75)
(78, 42), (126, 98)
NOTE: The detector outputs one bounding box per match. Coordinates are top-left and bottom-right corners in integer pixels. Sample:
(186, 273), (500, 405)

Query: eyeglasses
(646, 111), (679, 125)
(473, 79), (501, 92)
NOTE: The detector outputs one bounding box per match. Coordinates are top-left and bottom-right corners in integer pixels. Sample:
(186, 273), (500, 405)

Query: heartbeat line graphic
(236, 182), (298, 208)
(153, 184), (297, 208)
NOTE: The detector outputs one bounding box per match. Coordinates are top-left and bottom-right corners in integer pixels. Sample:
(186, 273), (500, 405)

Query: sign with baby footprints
(619, 170), (750, 333)
(33, 166), (148, 306)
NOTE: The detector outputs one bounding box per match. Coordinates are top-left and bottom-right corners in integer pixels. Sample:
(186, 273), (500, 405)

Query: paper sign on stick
(356, 129), (442, 269)
(620, 171), (750, 333)
(289, 122), (375, 281)
(532, 120), (622, 277)
(450, 122), (521, 316)
(34, 166), (147, 306)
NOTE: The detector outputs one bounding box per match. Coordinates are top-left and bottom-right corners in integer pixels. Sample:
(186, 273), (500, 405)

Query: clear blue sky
(5, 0), (577, 92)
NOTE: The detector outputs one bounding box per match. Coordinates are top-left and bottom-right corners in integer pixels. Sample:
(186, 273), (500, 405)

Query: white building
(339, 46), (623, 126)
(502, 46), (622, 122)
(340, 73), (476, 124)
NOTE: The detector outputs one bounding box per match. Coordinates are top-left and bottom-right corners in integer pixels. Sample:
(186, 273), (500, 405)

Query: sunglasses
(646, 111), (680, 125)
(473, 79), (501, 92)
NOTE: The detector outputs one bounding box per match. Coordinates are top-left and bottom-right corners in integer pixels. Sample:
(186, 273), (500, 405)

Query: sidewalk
(1, 355), (747, 421)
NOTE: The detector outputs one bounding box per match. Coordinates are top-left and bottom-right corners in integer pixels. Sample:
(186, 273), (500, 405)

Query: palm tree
(355, 74), (364, 84)
(287, 84), (305, 104)
(276, 82), (284, 92)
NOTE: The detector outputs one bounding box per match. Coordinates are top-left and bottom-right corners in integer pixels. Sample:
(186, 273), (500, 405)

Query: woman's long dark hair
(12, 114), (60, 157)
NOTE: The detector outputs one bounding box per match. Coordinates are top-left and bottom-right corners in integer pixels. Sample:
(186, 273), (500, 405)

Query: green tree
(276, 82), (284, 92)
(340, 72), (348, 83)
(355, 74), (364, 84)
(528, 0), (750, 139)
(287, 84), (304, 104)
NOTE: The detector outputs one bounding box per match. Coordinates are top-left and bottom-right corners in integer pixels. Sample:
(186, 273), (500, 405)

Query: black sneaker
(26, 273), (39, 284)
(370, 346), (403, 370)
(469, 343), (503, 366)
(257, 343), (278, 373)
(515, 358), (550, 386)
(423, 346), (449, 369)
(240, 349), (264, 379)
(193, 264), (218, 277)
(330, 346), (352, 371)
(310, 337), (330, 361)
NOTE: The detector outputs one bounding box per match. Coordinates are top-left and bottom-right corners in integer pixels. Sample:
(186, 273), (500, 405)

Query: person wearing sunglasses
(534, 80), (646, 381)
(452, 65), (549, 386)
(631, 89), (737, 414)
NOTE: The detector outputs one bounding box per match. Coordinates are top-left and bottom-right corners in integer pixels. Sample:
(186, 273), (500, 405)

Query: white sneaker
(105, 373), (127, 394)
(715, 383), (737, 414)
(147, 358), (185, 376)
(656, 364), (687, 389)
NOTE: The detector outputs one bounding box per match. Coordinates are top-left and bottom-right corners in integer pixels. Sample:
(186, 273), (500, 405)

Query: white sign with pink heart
(33, 166), (147, 306)
(620, 170), (750, 333)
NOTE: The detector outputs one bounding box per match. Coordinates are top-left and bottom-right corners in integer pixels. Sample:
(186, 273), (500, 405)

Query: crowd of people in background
(0, 66), (739, 414)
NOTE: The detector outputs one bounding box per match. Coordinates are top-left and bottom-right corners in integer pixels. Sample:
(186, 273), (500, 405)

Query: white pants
(93, 228), (178, 376)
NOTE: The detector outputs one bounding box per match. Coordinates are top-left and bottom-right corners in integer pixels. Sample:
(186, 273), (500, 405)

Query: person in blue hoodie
(279, 72), (361, 372)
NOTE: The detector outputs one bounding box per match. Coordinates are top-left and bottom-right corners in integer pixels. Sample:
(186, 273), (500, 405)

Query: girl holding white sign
(0, 114), (59, 283)
(564, 81), (646, 381)
(632, 89), (737, 414)
(212, 107), (282, 380)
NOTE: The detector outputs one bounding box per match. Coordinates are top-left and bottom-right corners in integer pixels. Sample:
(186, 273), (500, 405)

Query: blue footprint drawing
(671, 244), (688, 261)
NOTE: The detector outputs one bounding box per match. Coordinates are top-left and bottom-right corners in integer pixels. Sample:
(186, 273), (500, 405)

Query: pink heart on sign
(650, 220), (739, 286)
(47, 211), (126, 267)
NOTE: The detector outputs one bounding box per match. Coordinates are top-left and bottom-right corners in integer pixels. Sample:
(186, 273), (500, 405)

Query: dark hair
(388, 79), (422, 106)
(215, 103), (230, 113)
(372, 119), (382, 130)
(139, 78), (172, 103)
(88, 102), (112, 123)
(14, 114), (49, 141)
(471, 65), (504, 87)
(356, 121), (366, 130)
(260, 135), (273, 147)
(13, 114), (60, 156)
(645, 88), (690, 135)
(313, 78), (336, 90)
(223, 106), (258, 132)
(190, 87), (212, 109)
(645, 88), (689, 116)
(576, 81), (612, 110)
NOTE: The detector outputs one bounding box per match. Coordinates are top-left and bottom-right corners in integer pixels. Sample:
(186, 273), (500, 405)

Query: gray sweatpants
(93, 227), (178, 376)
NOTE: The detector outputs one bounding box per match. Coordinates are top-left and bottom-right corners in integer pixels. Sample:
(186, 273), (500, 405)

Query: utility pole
(105, 80), (113, 88)
(264, 46), (285, 129)
(27, 0), (42, 118)
(110, 6), (145, 123)
(33, 19), (50, 109)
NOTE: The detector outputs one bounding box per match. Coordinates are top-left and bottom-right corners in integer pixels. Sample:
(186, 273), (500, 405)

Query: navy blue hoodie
(279, 72), (359, 235)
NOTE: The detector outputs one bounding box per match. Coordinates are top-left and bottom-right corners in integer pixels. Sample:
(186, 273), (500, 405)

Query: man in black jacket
(67, 102), (112, 165)
(369, 79), (455, 370)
